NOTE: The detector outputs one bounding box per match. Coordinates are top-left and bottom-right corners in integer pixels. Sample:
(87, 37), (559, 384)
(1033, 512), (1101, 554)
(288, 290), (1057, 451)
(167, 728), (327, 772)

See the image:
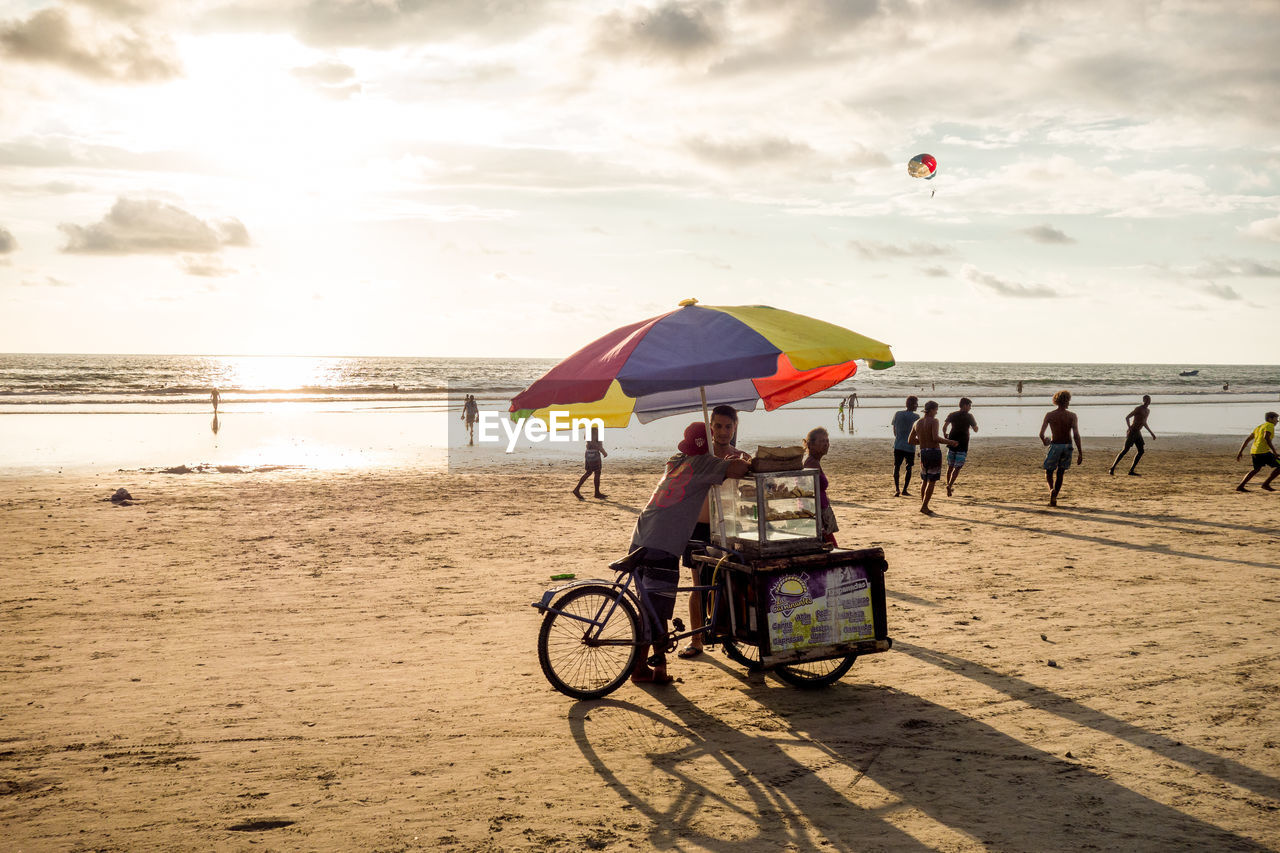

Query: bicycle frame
(531, 569), (723, 650)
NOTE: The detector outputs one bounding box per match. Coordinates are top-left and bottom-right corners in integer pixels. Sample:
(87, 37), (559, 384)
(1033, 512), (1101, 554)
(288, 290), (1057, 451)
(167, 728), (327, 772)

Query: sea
(1, 354), (1277, 474)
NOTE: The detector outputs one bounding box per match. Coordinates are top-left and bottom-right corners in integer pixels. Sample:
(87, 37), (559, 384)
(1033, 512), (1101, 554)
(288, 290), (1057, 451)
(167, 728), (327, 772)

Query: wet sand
(2, 436), (1278, 851)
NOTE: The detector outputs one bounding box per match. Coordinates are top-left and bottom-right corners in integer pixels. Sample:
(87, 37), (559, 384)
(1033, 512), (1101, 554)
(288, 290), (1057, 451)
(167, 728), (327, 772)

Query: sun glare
(215, 355), (339, 393)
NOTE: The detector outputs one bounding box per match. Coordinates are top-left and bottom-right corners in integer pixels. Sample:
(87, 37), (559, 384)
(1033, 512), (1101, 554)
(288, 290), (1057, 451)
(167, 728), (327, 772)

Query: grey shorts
(1044, 444), (1073, 471)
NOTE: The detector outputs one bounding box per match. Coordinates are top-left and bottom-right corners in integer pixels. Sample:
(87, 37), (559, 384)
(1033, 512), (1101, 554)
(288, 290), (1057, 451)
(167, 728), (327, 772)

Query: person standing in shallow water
(1039, 390), (1083, 507)
(462, 394), (480, 445)
(1110, 395), (1155, 476)
(210, 388), (220, 413)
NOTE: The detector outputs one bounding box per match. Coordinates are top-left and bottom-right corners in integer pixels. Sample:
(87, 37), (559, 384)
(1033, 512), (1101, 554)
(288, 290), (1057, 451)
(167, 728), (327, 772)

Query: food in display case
(713, 469), (826, 556)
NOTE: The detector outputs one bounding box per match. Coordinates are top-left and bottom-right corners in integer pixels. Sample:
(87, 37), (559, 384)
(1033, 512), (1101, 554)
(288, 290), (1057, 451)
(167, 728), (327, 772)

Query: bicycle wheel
(775, 654), (857, 689)
(721, 637), (763, 672)
(538, 585), (639, 700)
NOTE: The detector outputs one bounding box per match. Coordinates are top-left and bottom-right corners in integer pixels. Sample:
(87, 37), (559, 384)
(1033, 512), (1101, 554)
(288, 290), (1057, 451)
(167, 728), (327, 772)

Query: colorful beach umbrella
(509, 300), (895, 427)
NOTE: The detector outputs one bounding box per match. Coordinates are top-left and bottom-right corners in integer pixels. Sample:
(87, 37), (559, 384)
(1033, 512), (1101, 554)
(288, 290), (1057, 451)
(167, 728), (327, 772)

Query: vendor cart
(533, 467), (892, 697)
(693, 467), (892, 687)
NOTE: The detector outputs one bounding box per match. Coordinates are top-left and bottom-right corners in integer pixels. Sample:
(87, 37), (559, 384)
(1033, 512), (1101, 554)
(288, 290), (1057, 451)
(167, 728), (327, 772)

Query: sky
(1, 0), (1278, 363)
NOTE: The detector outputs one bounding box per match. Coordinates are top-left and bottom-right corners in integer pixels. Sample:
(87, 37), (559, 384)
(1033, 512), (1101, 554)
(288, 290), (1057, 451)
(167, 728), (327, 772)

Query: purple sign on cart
(766, 564), (875, 651)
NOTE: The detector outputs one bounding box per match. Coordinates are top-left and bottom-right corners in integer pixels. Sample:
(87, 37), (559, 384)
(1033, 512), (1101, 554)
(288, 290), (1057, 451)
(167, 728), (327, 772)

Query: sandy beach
(3, 436), (1279, 851)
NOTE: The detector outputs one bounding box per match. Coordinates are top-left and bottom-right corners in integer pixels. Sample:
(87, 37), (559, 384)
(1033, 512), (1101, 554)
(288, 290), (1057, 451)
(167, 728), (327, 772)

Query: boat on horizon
(1179, 369), (1199, 377)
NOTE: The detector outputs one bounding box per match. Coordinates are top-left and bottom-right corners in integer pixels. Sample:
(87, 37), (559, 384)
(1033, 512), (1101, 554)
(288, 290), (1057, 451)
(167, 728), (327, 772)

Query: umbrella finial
(678, 297), (699, 307)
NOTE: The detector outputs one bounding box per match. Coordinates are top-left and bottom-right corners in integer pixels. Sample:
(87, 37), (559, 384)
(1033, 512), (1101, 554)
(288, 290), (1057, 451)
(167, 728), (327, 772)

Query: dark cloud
(69, 0), (154, 19)
(0, 6), (181, 82)
(1192, 257), (1280, 278)
(0, 227), (15, 254)
(203, 0), (560, 49)
(1020, 224), (1076, 244)
(59, 198), (249, 254)
(684, 134), (813, 167)
(1200, 283), (1242, 301)
(962, 264), (1061, 298)
(180, 254), (236, 277)
(849, 240), (951, 260)
(593, 1), (724, 62)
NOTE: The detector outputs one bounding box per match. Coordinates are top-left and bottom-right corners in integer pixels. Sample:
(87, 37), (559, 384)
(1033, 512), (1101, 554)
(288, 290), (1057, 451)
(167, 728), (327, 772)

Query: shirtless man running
(1109, 395), (1155, 476)
(1039, 390), (1083, 507)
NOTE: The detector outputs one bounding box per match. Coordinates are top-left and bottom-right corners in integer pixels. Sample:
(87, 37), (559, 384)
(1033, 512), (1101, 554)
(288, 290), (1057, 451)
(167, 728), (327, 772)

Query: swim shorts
(919, 447), (943, 481)
(1123, 430), (1145, 452)
(894, 448), (915, 467)
(1044, 443), (1073, 471)
(1251, 452), (1280, 471)
(947, 449), (967, 468)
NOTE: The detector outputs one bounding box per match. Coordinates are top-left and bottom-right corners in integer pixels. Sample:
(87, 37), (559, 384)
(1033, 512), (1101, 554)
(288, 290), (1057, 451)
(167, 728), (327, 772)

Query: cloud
(0, 6), (181, 82)
(0, 227), (15, 254)
(1200, 283), (1242, 301)
(1020, 224), (1076, 244)
(59, 198), (249, 254)
(1242, 215), (1280, 242)
(1191, 257), (1280, 278)
(961, 264), (1062, 298)
(180, 254), (236, 277)
(920, 265), (949, 277)
(203, 0), (558, 49)
(849, 240), (951, 260)
(20, 275), (74, 287)
(593, 1), (725, 62)
(291, 57), (362, 98)
(684, 135), (814, 167)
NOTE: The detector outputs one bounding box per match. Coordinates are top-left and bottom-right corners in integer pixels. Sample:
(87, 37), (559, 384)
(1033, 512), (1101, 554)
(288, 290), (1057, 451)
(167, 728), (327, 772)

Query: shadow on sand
(567, 652), (1274, 851)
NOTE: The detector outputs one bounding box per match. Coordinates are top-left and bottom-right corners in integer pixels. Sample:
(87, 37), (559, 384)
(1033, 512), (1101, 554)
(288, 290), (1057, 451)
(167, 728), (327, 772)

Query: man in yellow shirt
(1235, 411), (1279, 492)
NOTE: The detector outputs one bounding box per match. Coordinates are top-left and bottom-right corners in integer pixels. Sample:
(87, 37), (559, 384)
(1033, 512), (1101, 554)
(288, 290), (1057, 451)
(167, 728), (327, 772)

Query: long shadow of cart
(566, 669), (1274, 852)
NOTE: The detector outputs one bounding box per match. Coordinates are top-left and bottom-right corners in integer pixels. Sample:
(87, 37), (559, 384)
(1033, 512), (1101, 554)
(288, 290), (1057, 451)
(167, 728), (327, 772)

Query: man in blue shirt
(891, 396), (920, 497)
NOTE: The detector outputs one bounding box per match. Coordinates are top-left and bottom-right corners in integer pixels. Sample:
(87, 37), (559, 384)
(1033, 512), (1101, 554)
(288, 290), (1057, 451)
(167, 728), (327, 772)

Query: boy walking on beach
(1110, 395), (1155, 476)
(629, 422), (750, 684)
(572, 426), (608, 500)
(1235, 411), (1280, 492)
(891, 396), (920, 497)
(908, 401), (957, 515)
(943, 398), (978, 497)
(1039, 390), (1084, 507)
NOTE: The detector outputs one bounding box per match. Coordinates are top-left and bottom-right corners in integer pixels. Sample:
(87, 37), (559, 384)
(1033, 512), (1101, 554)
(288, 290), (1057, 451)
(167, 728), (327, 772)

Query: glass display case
(712, 469), (826, 557)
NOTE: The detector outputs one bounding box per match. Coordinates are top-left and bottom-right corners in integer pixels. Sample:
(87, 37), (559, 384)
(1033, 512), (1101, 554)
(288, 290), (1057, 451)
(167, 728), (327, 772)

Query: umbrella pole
(701, 387), (728, 548)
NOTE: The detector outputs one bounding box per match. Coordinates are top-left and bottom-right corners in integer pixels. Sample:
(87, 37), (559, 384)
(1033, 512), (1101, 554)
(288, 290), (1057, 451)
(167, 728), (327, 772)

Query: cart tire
(721, 638), (764, 672)
(775, 654), (857, 689)
(538, 585), (639, 700)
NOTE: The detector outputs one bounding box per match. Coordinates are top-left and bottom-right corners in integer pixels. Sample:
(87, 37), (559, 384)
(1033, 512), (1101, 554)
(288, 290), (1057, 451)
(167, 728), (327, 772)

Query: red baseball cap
(677, 422), (709, 455)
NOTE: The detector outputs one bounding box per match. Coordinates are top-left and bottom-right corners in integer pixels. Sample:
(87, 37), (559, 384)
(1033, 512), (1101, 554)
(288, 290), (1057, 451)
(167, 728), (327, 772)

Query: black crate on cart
(700, 545), (891, 668)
